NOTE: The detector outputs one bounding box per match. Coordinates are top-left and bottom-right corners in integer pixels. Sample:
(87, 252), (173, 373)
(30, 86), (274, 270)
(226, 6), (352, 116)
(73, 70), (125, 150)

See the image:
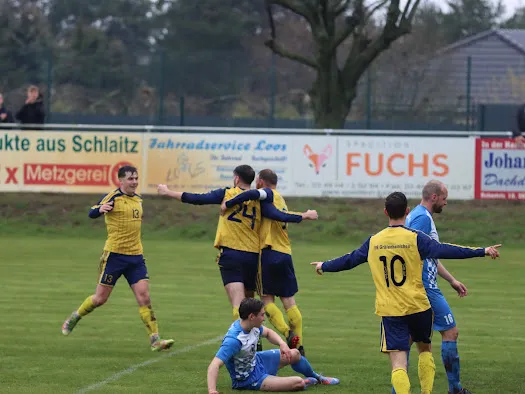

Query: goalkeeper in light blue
(207, 298), (339, 393)
(393, 180), (472, 394)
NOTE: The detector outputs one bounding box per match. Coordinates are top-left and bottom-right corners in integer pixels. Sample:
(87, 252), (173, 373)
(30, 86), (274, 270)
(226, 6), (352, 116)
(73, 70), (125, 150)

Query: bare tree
(265, 0), (422, 128)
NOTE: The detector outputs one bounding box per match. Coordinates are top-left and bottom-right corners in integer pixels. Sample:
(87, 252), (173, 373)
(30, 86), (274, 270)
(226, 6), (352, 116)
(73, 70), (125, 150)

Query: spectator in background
(0, 93), (14, 125)
(514, 104), (525, 147)
(16, 85), (45, 127)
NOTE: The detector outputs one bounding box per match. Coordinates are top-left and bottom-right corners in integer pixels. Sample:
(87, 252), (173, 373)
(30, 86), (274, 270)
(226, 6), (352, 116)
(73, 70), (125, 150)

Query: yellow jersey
(90, 189), (143, 255)
(214, 187), (261, 253)
(259, 189), (301, 255)
(321, 225), (486, 317)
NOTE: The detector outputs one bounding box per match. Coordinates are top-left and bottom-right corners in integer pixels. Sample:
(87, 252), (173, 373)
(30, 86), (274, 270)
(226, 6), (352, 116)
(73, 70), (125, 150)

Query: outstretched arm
(158, 184), (226, 205)
(416, 232), (500, 260)
(312, 237), (370, 274)
(225, 188), (273, 208)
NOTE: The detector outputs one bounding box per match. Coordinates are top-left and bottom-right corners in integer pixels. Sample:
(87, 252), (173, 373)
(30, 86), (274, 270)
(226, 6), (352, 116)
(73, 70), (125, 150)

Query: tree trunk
(309, 54), (356, 129)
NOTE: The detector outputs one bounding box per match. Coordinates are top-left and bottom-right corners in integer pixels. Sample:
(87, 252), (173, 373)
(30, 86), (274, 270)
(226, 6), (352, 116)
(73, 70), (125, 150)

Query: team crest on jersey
(303, 144), (332, 174)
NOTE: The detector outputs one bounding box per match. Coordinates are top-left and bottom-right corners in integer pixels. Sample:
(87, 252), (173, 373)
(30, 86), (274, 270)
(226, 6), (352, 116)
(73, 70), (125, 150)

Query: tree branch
(330, 0), (365, 52)
(265, 39), (319, 69)
(334, 0), (351, 16)
(365, 0), (390, 20)
(268, 0), (316, 24)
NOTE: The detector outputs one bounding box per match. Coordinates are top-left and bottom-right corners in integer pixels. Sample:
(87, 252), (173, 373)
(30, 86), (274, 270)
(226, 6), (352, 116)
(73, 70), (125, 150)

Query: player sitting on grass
(207, 298), (339, 393)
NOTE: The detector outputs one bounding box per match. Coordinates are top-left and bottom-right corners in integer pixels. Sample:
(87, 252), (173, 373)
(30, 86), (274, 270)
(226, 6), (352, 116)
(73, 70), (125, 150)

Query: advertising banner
(474, 138), (525, 200)
(0, 131), (142, 193)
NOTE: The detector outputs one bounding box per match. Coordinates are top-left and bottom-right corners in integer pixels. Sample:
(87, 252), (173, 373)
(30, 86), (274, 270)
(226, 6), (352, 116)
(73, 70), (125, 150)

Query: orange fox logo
(304, 144), (332, 174)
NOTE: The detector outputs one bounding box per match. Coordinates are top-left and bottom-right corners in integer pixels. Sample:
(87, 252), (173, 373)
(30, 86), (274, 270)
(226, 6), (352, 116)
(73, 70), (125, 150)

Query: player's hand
(0, 113), (6, 120)
(157, 184), (170, 196)
(220, 201), (228, 215)
(310, 262), (324, 275)
(485, 244), (501, 259)
(279, 342), (293, 363)
(450, 279), (468, 297)
(302, 209), (318, 220)
(515, 135), (525, 148)
(99, 201), (114, 214)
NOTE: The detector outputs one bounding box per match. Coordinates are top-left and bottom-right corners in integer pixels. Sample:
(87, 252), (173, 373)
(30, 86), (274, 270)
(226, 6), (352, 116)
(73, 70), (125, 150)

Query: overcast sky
(401, 0), (523, 19)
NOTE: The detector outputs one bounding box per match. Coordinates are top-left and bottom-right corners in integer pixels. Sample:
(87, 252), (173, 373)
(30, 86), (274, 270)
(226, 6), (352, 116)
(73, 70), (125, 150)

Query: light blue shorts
(236, 350), (281, 391)
(426, 287), (456, 331)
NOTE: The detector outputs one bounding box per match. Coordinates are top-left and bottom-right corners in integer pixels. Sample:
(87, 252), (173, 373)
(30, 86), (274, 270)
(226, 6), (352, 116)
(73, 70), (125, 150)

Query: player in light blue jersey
(400, 180), (471, 394)
(207, 298), (340, 393)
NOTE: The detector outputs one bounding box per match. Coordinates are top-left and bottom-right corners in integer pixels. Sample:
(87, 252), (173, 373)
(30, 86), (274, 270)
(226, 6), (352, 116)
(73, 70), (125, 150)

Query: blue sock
(391, 350), (410, 394)
(442, 341), (462, 393)
(291, 356), (319, 379)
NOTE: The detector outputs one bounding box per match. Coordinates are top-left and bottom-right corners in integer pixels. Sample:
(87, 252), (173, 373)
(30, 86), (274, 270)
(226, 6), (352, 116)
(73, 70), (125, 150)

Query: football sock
(265, 303), (289, 337)
(418, 351), (436, 394)
(233, 307), (240, 320)
(291, 356), (318, 379)
(77, 295), (97, 317)
(286, 305), (303, 346)
(391, 368), (410, 394)
(442, 341), (462, 393)
(139, 305), (158, 338)
(391, 350), (411, 393)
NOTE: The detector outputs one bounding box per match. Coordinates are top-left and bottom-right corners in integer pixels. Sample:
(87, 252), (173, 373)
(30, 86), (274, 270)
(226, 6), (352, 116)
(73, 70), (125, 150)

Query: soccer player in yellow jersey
(61, 166), (174, 352)
(157, 165), (317, 324)
(220, 169), (313, 357)
(311, 192), (501, 394)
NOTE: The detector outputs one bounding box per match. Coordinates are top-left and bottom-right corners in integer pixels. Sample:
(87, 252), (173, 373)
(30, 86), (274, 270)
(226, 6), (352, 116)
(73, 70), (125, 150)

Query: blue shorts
(98, 251), (149, 287)
(380, 308), (433, 352)
(258, 248), (298, 298)
(426, 287), (456, 331)
(217, 247), (259, 291)
(235, 350), (281, 390)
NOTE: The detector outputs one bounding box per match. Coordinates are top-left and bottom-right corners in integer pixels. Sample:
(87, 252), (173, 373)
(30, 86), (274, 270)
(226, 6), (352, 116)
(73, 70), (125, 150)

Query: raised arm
(260, 201), (306, 223)
(313, 237), (370, 274)
(225, 188), (273, 208)
(158, 184), (226, 205)
(416, 232), (498, 260)
(88, 193), (115, 219)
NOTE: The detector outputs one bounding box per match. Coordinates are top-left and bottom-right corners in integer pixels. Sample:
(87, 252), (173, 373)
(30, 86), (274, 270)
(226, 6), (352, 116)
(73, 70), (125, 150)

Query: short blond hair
(422, 180), (445, 201)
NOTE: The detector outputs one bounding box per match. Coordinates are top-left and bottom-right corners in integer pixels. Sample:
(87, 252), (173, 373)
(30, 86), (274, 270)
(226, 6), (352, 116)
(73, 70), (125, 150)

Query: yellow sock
(77, 296), (97, 317)
(139, 305), (158, 338)
(233, 307), (240, 320)
(286, 305), (303, 346)
(264, 303), (289, 337)
(418, 351), (435, 394)
(391, 368), (411, 394)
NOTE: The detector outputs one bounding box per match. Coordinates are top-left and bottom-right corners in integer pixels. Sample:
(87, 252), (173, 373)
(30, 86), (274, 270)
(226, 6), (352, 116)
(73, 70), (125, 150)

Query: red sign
(24, 164), (111, 186)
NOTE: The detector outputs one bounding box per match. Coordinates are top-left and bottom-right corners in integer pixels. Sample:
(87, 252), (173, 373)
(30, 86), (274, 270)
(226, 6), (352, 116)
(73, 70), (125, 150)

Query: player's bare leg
(131, 280), (173, 351)
(224, 282), (246, 320)
(62, 285), (112, 335)
(259, 376), (307, 392)
(416, 342), (435, 394)
(389, 351), (411, 394)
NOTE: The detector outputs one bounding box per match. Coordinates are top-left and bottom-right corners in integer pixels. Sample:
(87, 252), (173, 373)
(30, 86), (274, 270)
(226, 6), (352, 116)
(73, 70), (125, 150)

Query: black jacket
(0, 105), (14, 123)
(16, 97), (45, 124)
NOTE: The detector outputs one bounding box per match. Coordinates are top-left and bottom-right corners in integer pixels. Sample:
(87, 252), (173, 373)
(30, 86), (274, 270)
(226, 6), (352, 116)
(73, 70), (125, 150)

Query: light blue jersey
(406, 205), (439, 289)
(215, 320), (265, 389)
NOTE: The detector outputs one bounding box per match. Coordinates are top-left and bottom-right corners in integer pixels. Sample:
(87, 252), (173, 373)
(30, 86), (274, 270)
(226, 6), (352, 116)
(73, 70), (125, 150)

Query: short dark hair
(239, 298), (264, 320)
(258, 169), (278, 186)
(385, 191), (408, 219)
(234, 165), (255, 185)
(118, 165), (138, 179)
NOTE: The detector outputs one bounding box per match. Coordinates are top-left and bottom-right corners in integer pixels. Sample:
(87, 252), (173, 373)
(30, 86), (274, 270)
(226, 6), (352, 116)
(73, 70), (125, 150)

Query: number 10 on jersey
(380, 255), (407, 287)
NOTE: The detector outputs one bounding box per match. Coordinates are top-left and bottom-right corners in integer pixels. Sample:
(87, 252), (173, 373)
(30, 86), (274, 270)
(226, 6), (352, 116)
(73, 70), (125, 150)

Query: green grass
(1, 235), (524, 393)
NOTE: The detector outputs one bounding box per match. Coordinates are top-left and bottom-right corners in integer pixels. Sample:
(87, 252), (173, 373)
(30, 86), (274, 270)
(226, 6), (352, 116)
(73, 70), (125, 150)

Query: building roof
(438, 28), (525, 56)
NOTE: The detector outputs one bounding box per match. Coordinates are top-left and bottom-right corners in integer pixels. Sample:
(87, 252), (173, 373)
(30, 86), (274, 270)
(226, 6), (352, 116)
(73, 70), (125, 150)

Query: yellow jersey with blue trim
(89, 189), (143, 255)
(321, 225), (486, 317)
(214, 187), (261, 253)
(259, 189), (300, 255)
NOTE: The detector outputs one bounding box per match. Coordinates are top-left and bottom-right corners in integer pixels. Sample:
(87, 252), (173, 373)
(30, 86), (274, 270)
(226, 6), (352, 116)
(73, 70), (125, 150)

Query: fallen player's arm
(261, 326), (286, 347)
(207, 357), (224, 394)
(319, 237), (370, 273)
